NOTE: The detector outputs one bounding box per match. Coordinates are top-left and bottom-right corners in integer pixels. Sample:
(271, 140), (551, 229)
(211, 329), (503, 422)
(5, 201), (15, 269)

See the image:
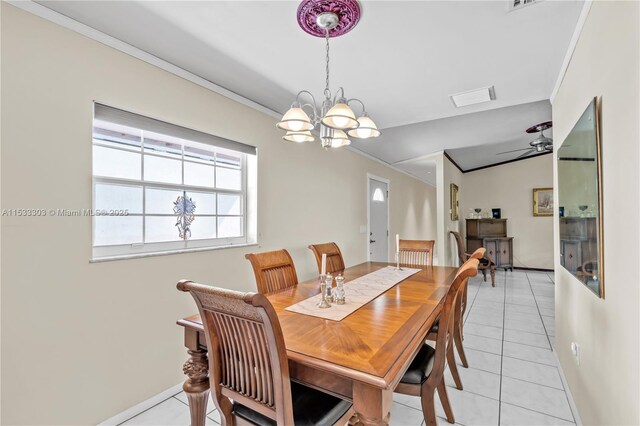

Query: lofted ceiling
(36, 0), (583, 179)
(375, 99), (554, 177)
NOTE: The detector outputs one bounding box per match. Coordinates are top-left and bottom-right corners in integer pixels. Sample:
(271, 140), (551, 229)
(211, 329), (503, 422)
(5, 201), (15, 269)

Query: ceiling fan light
(348, 115), (381, 139)
(329, 129), (350, 148)
(277, 107), (314, 132)
(283, 130), (315, 143)
(321, 103), (358, 130)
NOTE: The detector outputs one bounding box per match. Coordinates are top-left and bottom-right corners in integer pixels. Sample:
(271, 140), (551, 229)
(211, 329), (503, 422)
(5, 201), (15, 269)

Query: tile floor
(120, 270), (576, 426)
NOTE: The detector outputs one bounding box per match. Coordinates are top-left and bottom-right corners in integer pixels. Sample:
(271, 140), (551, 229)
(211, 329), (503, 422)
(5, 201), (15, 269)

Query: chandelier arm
(294, 90), (318, 107)
(332, 87), (346, 104)
(294, 90), (320, 122)
(346, 98), (367, 116)
(299, 103), (320, 124)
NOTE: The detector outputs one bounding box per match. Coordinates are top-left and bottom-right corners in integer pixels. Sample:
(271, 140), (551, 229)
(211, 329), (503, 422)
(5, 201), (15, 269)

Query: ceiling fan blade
(496, 147), (532, 155)
(515, 149), (535, 159)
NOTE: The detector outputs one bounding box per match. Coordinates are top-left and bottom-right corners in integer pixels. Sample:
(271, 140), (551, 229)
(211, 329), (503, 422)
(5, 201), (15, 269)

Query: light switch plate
(571, 342), (580, 365)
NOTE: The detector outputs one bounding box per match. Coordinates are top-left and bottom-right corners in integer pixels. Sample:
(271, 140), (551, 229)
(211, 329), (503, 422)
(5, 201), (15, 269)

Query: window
(92, 104), (257, 260)
(372, 187), (385, 202)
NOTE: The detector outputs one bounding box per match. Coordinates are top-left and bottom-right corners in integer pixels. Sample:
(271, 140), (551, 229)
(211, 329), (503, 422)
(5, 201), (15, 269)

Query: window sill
(90, 242), (259, 263)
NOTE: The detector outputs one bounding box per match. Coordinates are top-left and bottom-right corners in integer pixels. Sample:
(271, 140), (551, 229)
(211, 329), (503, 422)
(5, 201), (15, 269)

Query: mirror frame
(557, 96), (604, 298)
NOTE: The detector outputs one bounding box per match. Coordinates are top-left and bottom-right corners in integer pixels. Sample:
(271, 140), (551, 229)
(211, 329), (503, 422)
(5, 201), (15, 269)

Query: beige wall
(552, 1), (639, 425)
(433, 153), (463, 266)
(0, 5), (437, 425)
(461, 155), (554, 269)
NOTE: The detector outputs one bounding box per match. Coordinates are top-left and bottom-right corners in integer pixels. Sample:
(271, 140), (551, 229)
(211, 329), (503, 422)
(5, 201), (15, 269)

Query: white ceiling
(36, 0), (583, 177)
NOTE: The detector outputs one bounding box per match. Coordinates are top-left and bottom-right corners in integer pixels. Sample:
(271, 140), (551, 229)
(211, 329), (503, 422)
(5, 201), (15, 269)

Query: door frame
(366, 173), (391, 262)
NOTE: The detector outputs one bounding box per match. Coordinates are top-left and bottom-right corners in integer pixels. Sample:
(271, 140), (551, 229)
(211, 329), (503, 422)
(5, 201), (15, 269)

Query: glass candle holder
(317, 274), (331, 308)
(333, 275), (345, 305)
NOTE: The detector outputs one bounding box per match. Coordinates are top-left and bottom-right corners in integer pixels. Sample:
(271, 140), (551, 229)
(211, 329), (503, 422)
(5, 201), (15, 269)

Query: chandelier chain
(324, 28), (330, 98)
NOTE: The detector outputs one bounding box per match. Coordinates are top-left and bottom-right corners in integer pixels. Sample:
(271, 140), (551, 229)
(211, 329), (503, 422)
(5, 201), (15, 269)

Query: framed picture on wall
(533, 187), (553, 216)
(450, 183), (459, 221)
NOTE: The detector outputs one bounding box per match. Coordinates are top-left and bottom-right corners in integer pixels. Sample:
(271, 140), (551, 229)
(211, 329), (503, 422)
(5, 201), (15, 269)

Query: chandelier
(277, 0), (380, 149)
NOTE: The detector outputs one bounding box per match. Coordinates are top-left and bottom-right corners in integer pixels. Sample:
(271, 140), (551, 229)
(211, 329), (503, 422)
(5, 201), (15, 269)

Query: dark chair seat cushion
(479, 257), (495, 267)
(429, 318), (439, 333)
(400, 343), (436, 385)
(233, 381), (352, 426)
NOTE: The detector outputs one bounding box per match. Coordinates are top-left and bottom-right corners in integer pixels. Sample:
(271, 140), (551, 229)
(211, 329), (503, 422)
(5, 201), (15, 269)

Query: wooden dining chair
(395, 258), (479, 426)
(450, 247), (485, 371)
(177, 281), (354, 425)
(245, 249), (298, 294)
(308, 242), (346, 275)
(426, 248), (482, 388)
(399, 239), (435, 266)
(576, 258), (598, 283)
(450, 231), (495, 287)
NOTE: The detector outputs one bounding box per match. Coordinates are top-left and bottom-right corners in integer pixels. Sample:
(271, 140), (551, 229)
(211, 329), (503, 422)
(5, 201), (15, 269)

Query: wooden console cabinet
(466, 219), (514, 270)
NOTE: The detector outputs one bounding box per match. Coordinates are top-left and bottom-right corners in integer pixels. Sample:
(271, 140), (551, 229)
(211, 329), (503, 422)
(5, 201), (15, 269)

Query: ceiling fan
(497, 121), (553, 159)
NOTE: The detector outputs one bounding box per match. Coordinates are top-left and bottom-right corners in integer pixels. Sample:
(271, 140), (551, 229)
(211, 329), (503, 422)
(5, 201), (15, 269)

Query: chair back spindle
(177, 281), (294, 424)
(308, 242), (346, 275)
(399, 239), (435, 266)
(245, 249), (299, 294)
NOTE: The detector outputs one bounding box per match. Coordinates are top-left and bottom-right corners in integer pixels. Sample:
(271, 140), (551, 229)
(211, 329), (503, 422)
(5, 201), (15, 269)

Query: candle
(321, 253), (327, 276)
(396, 234), (400, 253)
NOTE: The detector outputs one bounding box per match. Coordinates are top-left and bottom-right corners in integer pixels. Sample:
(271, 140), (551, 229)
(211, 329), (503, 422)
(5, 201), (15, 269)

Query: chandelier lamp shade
(283, 130), (315, 143)
(276, 107), (314, 132)
(330, 129), (351, 148)
(277, 0), (380, 148)
(322, 102), (359, 130)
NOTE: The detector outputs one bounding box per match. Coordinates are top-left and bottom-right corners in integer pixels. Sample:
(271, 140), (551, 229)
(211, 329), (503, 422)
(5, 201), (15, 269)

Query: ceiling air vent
(508, 0), (541, 12)
(450, 86), (496, 108)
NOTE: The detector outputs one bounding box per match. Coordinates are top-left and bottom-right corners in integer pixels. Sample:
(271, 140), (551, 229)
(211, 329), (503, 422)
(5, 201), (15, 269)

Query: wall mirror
(557, 97), (604, 297)
(450, 183), (459, 221)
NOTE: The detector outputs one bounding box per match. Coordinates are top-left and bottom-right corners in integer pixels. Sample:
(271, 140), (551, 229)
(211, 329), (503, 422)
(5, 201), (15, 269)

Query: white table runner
(285, 266), (422, 321)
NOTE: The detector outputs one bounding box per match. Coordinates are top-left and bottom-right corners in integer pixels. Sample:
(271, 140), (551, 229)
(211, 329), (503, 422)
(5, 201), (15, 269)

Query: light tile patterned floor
(120, 270), (576, 426)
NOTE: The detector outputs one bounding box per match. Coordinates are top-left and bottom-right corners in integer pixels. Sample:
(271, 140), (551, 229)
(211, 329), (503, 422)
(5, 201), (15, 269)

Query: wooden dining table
(177, 261), (457, 426)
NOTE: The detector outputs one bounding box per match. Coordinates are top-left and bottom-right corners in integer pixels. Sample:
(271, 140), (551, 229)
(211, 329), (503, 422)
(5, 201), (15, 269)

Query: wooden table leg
(351, 382), (393, 426)
(182, 329), (209, 426)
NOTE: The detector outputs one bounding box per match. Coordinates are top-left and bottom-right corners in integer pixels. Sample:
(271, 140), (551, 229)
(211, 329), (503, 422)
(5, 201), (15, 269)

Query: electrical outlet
(571, 342), (580, 365)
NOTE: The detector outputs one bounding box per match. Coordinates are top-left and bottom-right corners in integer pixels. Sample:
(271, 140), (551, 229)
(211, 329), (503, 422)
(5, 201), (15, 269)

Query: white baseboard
(98, 382), (184, 426)
(552, 347), (583, 425)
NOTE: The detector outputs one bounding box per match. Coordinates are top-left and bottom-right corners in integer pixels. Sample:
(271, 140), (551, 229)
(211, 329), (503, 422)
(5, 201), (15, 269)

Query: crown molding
(8, 0), (435, 188)
(345, 146), (436, 187)
(6, 0), (282, 119)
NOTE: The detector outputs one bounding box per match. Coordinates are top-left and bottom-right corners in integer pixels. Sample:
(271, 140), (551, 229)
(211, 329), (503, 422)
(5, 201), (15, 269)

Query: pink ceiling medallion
(296, 0), (361, 38)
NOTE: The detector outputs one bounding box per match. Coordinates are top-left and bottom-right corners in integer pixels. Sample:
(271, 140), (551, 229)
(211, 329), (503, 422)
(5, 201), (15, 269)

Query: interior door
(369, 178), (389, 262)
